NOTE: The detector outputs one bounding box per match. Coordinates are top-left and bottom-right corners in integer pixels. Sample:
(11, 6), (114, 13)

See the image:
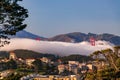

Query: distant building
(57, 59), (62, 64)
(87, 64), (97, 72)
(0, 58), (9, 63)
(20, 73), (78, 80)
(25, 58), (35, 66)
(58, 64), (65, 74)
(34, 77), (50, 80)
(33, 75), (77, 80)
(69, 64), (78, 74)
(78, 63), (88, 74)
(0, 70), (14, 79)
(68, 61), (79, 74)
(40, 57), (51, 63)
(92, 61), (108, 71)
(9, 51), (17, 60)
(18, 58), (25, 63)
(68, 61), (79, 65)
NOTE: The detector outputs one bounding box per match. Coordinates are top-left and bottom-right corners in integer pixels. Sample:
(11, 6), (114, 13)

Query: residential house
(25, 58), (35, 66)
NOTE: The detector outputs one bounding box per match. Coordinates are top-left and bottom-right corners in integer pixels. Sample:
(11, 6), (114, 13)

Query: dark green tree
(32, 59), (42, 73)
(7, 59), (17, 69)
(0, 0), (28, 47)
(4, 73), (23, 80)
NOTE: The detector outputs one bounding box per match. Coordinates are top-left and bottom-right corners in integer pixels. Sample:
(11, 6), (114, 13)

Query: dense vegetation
(0, 51), (9, 58)
(89, 46), (120, 79)
(60, 54), (93, 63)
(0, 59), (17, 71)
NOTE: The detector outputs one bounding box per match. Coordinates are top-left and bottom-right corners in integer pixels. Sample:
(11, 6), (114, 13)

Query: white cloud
(0, 38), (114, 56)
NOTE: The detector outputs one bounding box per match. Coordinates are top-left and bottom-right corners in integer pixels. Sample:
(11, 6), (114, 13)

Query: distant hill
(0, 51), (9, 58)
(0, 49), (57, 60)
(8, 30), (120, 45)
(48, 32), (120, 45)
(0, 49), (93, 62)
(9, 30), (46, 40)
(14, 49), (57, 60)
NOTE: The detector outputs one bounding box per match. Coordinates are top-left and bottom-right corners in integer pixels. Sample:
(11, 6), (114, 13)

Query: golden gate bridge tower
(89, 37), (95, 46)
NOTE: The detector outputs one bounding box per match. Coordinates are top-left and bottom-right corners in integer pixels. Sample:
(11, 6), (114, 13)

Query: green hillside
(0, 49), (57, 60)
(14, 49), (57, 60)
(60, 54), (93, 63)
(0, 51), (9, 58)
(0, 50), (93, 62)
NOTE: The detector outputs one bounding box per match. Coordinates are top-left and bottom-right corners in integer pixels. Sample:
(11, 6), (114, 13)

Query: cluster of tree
(31, 59), (58, 74)
(0, 59), (17, 71)
(59, 69), (75, 76)
(97, 67), (115, 79)
(86, 67), (116, 80)
(0, 51), (9, 58)
(3, 72), (25, 80)
(90, 46), (120, 78)
(60, 54), (93, 63)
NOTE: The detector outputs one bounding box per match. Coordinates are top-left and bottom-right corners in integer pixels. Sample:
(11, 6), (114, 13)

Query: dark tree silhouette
(0, 0), (28, 47)
(32, 59), (42, 73)
(7, 59), (17, 69)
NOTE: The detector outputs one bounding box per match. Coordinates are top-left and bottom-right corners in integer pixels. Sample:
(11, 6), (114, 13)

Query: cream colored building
(25, 58), (35, 66)
(0, 70), (14, 79)
(9, 51), (17, 60)
(40, 57), (51, 63)
(68, 61), (79, 65)
(33, 75), (77, 80)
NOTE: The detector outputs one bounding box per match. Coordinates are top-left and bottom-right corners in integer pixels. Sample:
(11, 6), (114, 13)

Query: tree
(92, 50), (101, 60)
(91, 48), (119, 71)
(0, 0), (28, 47)
(114, 46), (120, 57)
(4, 73), (23, 80)
(7, 59), (17, 69)
(90, 46), (120, 79)
(116, 58), (120, 68)
(32, 59), (42, 73)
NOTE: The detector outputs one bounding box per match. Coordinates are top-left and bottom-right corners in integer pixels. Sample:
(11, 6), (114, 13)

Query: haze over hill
(0, 38), (114, 56)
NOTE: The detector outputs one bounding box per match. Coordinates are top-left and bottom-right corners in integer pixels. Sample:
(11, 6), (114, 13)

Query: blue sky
(20, 0), (120, 37)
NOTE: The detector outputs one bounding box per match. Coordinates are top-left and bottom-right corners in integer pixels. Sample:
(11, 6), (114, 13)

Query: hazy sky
(20, 0), (120, 37)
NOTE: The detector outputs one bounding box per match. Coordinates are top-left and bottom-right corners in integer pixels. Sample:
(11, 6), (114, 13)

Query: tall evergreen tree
(0, 0), (28, 47)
